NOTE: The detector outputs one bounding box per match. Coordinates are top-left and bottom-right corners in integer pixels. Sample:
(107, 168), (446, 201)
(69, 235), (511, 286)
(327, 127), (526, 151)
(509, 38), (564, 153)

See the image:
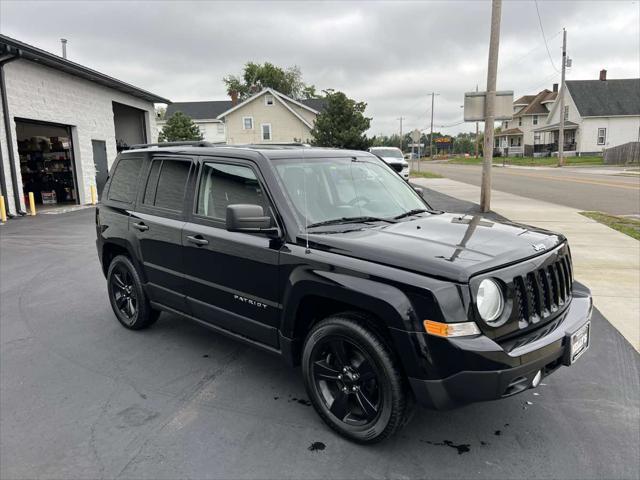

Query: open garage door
(113, 102), (147, 152)
(16, 119), (79, 207)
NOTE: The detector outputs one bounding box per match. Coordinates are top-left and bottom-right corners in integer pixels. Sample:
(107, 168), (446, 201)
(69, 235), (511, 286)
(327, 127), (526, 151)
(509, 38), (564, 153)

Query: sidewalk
(412, 177), (640, 352)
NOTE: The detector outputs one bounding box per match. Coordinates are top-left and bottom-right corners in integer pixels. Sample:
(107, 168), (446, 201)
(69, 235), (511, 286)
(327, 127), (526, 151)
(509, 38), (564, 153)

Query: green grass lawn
(444, 156), (604, 166)
(410, 170), (443, 179)
(580, 211), (640, 240)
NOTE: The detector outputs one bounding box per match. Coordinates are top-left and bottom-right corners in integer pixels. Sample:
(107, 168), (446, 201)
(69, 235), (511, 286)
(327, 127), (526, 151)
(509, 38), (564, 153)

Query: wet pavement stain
(273, 396), (280, 400)
(202, 354), (209, 358)
(494, 430), (502, 436)
(116, 405), (158, 428)
(480, 441), (489, 446)
(287, 395), (312, 406)
(308, 441), (326, 452)
(420, 440), (471, 455)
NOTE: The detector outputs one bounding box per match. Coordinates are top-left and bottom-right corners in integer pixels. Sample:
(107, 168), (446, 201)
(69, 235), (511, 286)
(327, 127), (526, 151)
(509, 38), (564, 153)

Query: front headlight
(477, 278), (504, 324)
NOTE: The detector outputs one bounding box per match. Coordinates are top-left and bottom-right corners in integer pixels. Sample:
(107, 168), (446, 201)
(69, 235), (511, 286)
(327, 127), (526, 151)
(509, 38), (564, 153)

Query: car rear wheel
(107, 255), (158, 330)
(302, 314), (411, 443)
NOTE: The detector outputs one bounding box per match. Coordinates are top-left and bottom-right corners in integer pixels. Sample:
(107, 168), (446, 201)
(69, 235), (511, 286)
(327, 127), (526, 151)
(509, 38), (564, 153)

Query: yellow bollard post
(0, 195), (7, 223)
(28, 192), (36, 216)
(90, 185), (97, 205)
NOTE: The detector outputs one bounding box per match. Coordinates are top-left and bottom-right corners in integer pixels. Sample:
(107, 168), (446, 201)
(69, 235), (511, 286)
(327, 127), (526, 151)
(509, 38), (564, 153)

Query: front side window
(108, 156), (143, 203)
(243, 117), (253, 130)
(597, 128), (606, 145)
(369, 148), (403, 159)
(143, 159), (191, 211)
(533, 115), (538, 125)
(273, 157), (426, 229)
(262, 124), (272, 141)
(196, 162), (269, 220)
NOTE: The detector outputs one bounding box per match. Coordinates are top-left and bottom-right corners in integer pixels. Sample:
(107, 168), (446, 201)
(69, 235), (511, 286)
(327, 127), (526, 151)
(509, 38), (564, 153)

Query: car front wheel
(302, 314), (412, 443)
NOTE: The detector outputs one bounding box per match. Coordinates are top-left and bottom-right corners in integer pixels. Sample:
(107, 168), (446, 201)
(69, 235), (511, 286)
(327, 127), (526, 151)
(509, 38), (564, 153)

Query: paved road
(419, 163), (640, 216)
(1, 208), (639, 480)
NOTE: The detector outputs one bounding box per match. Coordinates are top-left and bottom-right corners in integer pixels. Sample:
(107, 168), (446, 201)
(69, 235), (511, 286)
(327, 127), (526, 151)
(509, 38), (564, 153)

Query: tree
(224, 62), (318, 101)
(310, 90), (371, 150)
(158, 112), (203, 142)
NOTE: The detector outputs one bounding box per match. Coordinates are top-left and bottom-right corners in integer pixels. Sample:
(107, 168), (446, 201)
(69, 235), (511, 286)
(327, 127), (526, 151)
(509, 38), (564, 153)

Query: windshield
(370, 148), (403, 159)
(274, 157), (428, 229)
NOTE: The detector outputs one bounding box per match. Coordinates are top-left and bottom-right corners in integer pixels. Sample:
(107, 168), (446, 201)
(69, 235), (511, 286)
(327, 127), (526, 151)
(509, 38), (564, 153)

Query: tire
(302, 314), (412, 444)
(107, 255), (159, 330)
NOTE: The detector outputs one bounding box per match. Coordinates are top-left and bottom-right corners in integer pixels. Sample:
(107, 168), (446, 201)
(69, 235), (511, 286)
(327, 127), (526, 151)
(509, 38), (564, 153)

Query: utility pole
(558, 28), (567, 167)
(475, 84), (480, 158)
(398, 117), (404, 151)
(429, 93), (438, 158)
(480, 0), (502, 213)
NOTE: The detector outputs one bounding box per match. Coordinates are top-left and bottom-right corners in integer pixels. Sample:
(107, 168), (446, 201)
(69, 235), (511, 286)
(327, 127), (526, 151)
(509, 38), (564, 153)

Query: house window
(533, 115), (538, 125)
(564, 106), (569, 121)
(265, 95), (274, 106)
(503, 121), (508, 129)
(534, 133), (540, 143)
(242, 117), (253, 130)
(217, 123), (224, 134)
(518, 117), (522, 127)
(597, 128), (606, 145)
(261, 123), (272, 141)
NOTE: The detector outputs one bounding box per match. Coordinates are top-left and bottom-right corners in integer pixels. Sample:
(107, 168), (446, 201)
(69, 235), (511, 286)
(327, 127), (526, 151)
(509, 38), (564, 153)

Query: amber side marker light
(423, 320), (481, 338)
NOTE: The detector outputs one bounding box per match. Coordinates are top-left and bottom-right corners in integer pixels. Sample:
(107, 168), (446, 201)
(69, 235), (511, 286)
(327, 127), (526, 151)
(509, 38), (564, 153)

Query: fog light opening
(531, 370), (542, 388)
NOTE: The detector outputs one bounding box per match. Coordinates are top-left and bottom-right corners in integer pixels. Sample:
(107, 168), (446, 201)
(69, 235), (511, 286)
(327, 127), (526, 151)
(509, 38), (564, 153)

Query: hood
(379, 156), (406, 165)
(305, 213), (564, 282)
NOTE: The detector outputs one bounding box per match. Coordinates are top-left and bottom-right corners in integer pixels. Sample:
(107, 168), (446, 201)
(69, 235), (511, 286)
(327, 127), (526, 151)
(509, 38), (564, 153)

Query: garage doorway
(16, 119), (79, 207)
(113, 102), (147, 152)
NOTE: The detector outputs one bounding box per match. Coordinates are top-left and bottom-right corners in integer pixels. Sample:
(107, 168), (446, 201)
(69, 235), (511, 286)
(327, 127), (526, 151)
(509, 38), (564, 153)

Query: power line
(534, 0), (560, 73)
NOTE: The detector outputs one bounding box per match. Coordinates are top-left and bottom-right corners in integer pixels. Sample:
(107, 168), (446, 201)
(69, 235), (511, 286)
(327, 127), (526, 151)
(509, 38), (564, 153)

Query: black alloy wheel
(110, 265), (138, 323)
(302, 315), (411, 443)
(311, 336), (381, 425)
(107, 255), (158, 330)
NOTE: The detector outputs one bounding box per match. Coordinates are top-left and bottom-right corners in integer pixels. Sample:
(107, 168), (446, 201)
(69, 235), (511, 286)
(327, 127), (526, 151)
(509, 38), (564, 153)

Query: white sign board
(409, 143), (425, 147)
(463, 90), (514, 121)
(410, 129), (421, 143)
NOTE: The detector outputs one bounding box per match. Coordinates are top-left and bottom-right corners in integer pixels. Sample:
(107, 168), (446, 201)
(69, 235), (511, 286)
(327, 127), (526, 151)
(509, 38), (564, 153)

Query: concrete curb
(413, 177), (640, 352)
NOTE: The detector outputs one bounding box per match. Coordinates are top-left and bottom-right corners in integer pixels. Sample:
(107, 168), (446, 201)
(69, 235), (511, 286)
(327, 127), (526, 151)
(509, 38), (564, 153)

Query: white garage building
(0, 34), (170, 217)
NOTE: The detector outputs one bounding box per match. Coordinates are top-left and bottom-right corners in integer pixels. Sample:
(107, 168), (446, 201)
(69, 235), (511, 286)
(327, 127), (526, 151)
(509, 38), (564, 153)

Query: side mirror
(226, 204), (276, 234)
(413, 186), (424, 197)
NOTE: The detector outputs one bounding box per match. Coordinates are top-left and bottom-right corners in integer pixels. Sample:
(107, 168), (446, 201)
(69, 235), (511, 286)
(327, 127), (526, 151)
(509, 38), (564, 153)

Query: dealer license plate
(570, 322), (590, 364)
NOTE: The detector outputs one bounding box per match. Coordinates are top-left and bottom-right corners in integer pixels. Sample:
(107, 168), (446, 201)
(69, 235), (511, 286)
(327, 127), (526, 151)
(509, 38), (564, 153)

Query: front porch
(495, 127), (524, 157)
(532, 121), (579, 157)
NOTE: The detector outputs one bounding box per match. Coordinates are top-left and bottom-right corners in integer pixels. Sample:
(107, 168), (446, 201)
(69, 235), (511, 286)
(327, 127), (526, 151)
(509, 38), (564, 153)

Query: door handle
(186, 235), (209, 246)
(133, 222), (149, 232)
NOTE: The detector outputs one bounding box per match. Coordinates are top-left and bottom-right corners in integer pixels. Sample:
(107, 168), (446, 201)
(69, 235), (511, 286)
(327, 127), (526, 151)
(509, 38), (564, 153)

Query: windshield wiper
(307, 216), (397, 229)
(393, 209), (430, 220)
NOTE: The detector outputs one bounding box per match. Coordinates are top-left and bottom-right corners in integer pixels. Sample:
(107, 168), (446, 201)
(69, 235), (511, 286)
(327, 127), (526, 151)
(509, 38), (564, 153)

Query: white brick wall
(0, 59), (159, 215)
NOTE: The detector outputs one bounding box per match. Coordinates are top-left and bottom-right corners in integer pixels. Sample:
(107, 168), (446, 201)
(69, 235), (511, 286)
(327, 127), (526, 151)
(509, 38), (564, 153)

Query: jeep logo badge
(532, 243), (546, 252)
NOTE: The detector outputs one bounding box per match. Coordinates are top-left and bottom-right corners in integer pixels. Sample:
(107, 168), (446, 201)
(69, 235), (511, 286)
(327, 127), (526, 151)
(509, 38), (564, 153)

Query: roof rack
(128, 141), (225, 149)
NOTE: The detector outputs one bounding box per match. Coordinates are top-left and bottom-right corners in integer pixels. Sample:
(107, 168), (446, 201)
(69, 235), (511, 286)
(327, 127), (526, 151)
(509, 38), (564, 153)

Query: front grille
(513, 254), (573, 326)
(390, 163), (404, 173)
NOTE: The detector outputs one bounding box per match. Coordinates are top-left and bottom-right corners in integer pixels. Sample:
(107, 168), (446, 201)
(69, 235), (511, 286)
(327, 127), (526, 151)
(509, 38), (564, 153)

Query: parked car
(368, 146), (410, 180)
(96, 143), (592, 444)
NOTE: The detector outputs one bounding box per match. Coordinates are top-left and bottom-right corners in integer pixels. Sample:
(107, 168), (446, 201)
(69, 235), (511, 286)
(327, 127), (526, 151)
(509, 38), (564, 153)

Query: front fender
(281, 266), (419, 338)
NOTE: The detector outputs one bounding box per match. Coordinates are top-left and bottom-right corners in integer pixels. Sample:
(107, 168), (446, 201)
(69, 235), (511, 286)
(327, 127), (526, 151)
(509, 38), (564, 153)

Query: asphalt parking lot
(1, 196), (639, 480)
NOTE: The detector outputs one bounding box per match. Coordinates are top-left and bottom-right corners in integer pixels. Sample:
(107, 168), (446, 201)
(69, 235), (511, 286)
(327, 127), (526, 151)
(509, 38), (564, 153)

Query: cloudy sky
(1, 0), (638, 135)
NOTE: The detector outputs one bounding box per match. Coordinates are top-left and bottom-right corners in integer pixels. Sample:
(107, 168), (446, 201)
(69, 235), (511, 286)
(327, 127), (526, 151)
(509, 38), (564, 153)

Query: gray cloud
(1, 0), (638, 135)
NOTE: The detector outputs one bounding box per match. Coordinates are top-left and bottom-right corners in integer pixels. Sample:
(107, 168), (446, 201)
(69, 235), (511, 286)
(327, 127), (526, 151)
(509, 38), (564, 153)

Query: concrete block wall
(0, 59), (159, 215)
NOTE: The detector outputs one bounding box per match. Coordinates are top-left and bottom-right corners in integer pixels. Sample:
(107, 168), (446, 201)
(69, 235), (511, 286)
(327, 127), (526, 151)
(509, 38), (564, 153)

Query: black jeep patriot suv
(96, 143), (592, 443)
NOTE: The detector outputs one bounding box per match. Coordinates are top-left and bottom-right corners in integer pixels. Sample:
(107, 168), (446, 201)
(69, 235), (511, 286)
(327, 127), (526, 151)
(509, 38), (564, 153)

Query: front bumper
(402, 283), (593, 409)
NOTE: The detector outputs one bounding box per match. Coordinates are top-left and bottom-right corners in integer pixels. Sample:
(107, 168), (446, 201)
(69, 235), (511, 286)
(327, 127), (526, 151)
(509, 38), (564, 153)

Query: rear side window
(108, 156), (142, 203)
(142, 159), (191, 211)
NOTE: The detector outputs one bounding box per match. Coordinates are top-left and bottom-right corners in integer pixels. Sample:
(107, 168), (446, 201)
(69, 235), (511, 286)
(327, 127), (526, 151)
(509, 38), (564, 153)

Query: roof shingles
(566, 79), (640, 117)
